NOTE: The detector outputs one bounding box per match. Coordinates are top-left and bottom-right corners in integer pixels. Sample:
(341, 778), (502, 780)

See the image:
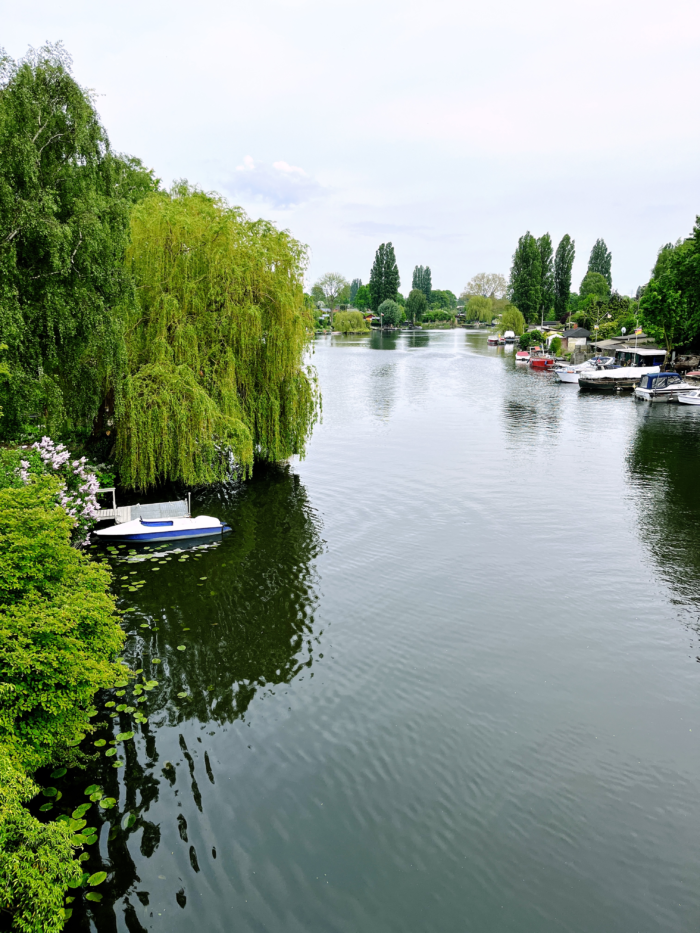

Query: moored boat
(487, 334), (505, 346)
(95, 515), (231, 543)
(554, 356), (614, 384)
(528, 347), (556, 370)
(678, 389), (700, 406)
(634, 372), (696, 402)
(515, 349), (530, 363)
(578, 347), (667, 391)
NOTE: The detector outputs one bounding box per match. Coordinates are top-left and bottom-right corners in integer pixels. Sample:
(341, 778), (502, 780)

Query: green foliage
(554, 235), (575, 319)
(422, 309), (455, 323)
(405, 289), (427, 323)
(0, 477), (123, 930)
(349, 278), (362, 304)
(0, 749), (81, 933)
(588, 238), (612, 287)
(461, 273), (507, 301)
(334, 311), (369, 333)
(118, 184), (318, 489)
(641, 235), (700, 352)
(518, 330), (543, 349)
(377, 299), (402, 327)
(411, 265), (432, 302)
(353, 285), (371, 311)
(429, 289), (457, 310)
(369, 243), (400, 311)
(314, 272), (349, 311)
(0, 43), (158, 439)
(580, 271), (610, 303)
(0, 478), (124, 770)
(549, 336), (562, 356)
(509, 233), (542, 323)
(537, 234), (555, 318)
(499, 304), (525, 336)
(466, 295), (493, 322)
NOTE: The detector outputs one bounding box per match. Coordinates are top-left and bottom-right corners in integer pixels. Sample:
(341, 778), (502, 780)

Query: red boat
(528, 347), (556, 370)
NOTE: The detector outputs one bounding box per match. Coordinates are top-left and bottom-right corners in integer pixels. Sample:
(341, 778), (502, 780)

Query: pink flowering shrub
(1, 438), (109, 545)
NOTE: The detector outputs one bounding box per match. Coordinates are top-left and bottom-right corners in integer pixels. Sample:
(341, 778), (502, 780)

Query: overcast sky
(4, 0), (700, 296)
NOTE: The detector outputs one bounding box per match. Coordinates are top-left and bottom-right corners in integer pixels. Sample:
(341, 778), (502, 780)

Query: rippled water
(59, 330), (700, 932)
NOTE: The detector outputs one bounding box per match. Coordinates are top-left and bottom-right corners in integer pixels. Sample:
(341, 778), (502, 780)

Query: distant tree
(412, 265), (432, 302)
(499, 304), (526, 336)
(588, 239), (612, 287)
(466, 295), (493, 322)
(579, 271), (610, 303)
(461, 273), (508, 301)
(350, 278), (362, 304)
(369, 243), (400, 311)
(508, 233), (542, 323)
(640, 234), (700, 352)
(354, 284), (371, 310)
(554, 234), (575, 319)
(315, 273), (349, 311)
(377, 299), (402, 327)
(405, 288), (427, 323)
(537, 234), (555, 319)
(310, 284), (325, 306)
(430, 289), (457, 310)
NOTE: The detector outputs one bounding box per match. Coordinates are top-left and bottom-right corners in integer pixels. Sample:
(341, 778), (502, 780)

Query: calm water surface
(62, 331), (700, 932)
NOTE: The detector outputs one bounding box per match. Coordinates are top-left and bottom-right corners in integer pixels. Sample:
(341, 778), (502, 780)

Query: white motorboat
(579, 347), (667, 391)
(515, 350), (530, 363)
(95, 515), (231, 543)
(554, 356), (614, 384)
(503, 330), (517, 343)
(677, 389), (700, 406)
(634, 372), (696, 402)
(487, 334), (505, 346)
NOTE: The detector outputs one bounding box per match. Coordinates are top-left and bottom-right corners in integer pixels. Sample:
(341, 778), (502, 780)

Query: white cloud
(225, 156), (322, 208)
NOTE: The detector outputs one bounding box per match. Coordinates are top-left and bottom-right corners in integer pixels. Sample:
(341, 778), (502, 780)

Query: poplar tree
(411, 265), (432, 302)
(508, 233), (542, 323)
(369, 243), (400, 311)
(588, 239), (612, 287)
(554, 235), (575, 319)
(350, 278), (362, 304)
(536, 234), (555, 319)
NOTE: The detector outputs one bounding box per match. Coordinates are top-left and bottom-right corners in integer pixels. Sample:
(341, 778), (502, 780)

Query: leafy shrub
(334, 311), (369, 333)
(377, 299), (402, 327)
(0, 478), (124, 930)
(549, 336), (562, 356)
(423, 309), (455, 323)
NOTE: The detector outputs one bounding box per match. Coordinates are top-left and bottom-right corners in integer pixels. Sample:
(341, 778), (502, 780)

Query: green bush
(377, 299), (402, 327)
(334, 310), (369, 333)
(423, 309), (455, 323)
(0, 477), (124, 930)
(549, 336), (562, 356)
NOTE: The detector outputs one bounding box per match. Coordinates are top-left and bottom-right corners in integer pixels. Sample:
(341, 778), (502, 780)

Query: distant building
(562, 325), (590, 350)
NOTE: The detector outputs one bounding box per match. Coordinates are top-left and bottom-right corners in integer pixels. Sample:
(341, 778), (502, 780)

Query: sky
(4, 0), (700, 296)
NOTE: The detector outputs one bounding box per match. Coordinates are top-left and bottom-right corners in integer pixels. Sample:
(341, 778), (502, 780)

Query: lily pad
(177, 645), (186, 651)
(94, 739), (106, 747)
(78, 853), (90, 862)
(88, 871), (107, 886)
(105, 701), (115, 708)
(70, 819), (87, 832)
(62, 908), (73, 920)
(72, 804), (91, 818)
(42, 787), (57, 797)
(116, 731), (134, 741)
(113, 760), (125, 768)
(152, 658), (162, 664)
(105, 748), (116, 757)
(66, 736), (84, 747)
(90, 792), (103, 802)
(39, 802), (53, 812)
(99, 797), (116, 809)
(177, 692), (189, 698)
(82, 827), (97, 836)
(85, 784), (101, 795)
(84, 834), (98, 845)
(51, 767), (67, 779)
(121, 812), (137, 830)
(199, 576), (207, 580)
(115, 690), (125, 697)
(86, 892), (103, 902)
(116, 704), (127, 712)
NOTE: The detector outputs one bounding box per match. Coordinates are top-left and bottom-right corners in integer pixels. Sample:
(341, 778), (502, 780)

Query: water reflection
(62, 464), (322, 931)
(627, 407), (700, 611)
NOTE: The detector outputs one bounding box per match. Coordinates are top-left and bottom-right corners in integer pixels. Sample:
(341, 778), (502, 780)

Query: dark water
(59, 330), (700, 932)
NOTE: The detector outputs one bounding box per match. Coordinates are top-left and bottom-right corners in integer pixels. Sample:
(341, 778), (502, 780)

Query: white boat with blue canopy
(634, 371), (695, 402)
(95, 514), (231, 543)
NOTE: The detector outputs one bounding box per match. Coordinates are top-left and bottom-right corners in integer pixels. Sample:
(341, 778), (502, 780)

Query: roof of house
(562, 327), (590, 338)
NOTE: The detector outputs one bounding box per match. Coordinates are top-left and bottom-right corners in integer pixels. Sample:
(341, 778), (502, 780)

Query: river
(62, 329), (700, 932)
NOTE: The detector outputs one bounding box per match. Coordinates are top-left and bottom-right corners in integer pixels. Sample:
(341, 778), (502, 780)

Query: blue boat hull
(104, 527), (225, 543)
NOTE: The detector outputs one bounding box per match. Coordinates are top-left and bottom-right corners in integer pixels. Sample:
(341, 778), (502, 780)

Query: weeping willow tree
(116, 184), (318, 489)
